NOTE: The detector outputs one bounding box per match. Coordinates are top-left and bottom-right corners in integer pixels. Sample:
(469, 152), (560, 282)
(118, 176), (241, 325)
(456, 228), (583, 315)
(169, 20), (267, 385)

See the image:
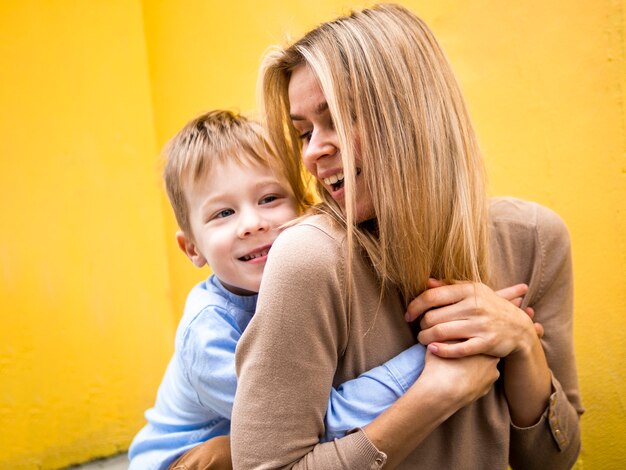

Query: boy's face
(178, 158), (297, 295)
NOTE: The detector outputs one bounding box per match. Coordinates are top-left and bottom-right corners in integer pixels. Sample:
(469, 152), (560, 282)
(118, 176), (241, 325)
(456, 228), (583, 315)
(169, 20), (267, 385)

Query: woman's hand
(419, 349), (501, 406)
(422, 279), (544, 338)
(405, 280), (539, 359)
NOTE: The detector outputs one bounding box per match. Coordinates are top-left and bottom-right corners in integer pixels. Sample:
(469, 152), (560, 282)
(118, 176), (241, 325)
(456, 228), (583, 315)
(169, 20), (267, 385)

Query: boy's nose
(237, 209), (270, 238)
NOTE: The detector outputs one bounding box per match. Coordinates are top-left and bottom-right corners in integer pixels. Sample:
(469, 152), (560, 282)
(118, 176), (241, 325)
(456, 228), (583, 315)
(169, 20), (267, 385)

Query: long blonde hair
(260, 3), (489, 304)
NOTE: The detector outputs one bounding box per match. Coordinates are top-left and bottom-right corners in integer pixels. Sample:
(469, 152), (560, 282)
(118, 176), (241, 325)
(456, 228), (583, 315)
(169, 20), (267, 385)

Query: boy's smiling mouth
(238, 245), (272, 262)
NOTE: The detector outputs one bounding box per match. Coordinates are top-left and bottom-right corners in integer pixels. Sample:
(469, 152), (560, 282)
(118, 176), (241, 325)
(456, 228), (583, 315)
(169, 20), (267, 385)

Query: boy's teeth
(241, 248), (269, 261)
(324, 172), (344, 185)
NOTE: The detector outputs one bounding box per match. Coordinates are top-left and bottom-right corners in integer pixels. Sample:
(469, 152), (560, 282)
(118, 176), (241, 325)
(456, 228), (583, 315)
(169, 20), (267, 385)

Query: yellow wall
(0, 1), (175, 468)
(1, 0), (624, 468)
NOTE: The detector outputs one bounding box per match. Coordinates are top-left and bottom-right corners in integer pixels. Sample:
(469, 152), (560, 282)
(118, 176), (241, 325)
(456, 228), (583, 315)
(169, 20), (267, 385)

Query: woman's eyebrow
(290, 101), (329, 121)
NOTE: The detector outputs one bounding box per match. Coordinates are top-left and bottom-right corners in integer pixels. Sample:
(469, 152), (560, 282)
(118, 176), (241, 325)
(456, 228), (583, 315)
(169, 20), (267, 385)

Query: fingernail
(404, 312), (411, 322)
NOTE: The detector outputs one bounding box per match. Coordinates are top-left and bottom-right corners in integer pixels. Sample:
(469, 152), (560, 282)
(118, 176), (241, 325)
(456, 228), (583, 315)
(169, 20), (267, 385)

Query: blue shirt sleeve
(183, 306), (241, 420)
(182, 302), (424, 441)
(324, 343), (426, 441)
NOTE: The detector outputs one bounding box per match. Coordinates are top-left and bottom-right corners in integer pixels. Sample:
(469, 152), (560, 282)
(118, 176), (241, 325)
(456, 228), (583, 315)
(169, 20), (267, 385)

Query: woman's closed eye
(298, 130), (312, 143)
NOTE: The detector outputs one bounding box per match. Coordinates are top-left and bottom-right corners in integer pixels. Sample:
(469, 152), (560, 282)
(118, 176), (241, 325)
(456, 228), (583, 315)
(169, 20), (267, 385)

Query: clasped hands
(406, 279), (542, 359)
(403, 279), (544, 405)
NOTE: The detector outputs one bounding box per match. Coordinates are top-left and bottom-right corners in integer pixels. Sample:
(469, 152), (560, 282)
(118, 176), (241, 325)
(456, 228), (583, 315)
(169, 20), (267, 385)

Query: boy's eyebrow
(290, 101), (329, 121)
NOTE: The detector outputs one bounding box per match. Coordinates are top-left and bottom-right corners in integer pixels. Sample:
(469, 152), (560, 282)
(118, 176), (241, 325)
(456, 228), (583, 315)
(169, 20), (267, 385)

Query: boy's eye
(212, 209), (234, 220)
(260, 194), (280, 205)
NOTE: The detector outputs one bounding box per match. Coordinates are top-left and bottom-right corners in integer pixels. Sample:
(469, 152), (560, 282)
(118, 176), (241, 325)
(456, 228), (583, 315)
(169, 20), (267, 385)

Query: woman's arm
(231, 222), (500, 469)
(508, 203), (583, 469)
(405, 200), (583, 468)
(232, 223), (379, 469)
(328, 282), (540, 445)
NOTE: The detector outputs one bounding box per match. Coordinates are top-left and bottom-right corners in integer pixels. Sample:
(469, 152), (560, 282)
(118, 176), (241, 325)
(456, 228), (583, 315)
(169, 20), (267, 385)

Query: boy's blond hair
(260, 4), (490, 304)
(163, 110), (310, 241)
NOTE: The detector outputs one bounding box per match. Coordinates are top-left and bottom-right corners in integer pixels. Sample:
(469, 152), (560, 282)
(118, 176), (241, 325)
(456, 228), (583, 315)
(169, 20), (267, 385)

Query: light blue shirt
(129, 275), (425, 469)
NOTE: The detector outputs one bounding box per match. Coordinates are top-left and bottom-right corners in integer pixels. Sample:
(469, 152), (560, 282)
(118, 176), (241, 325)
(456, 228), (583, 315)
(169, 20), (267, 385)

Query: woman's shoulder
(488, 196), (570, 241)
(288, 213), (347, 239)
(272, 214), (346, 257)
(256, 214), (349, 334)
(266, 213), (347, 277)
(487, 197), (571, 288)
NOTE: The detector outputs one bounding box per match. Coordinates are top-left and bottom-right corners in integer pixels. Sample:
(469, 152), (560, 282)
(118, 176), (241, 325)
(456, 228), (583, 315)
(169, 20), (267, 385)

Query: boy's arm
(183, 306), (242, 419)
(185, 296), (425, 429)
(324, 344), (425, 441)
(186, 303), (425, 429)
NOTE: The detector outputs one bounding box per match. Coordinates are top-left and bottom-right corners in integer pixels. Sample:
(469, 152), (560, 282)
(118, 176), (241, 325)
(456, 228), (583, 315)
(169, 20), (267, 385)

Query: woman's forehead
(288, 66), (327, 118)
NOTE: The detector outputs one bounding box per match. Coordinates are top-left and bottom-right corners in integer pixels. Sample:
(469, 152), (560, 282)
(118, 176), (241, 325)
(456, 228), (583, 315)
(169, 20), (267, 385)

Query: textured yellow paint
(1, 0), (624, 468)
(0, 1), (174, 468)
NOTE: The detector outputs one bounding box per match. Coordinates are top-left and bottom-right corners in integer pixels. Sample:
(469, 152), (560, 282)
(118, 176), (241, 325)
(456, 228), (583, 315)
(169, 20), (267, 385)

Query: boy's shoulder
(183, 275), (229, 314)
(177, 275), (256, 339)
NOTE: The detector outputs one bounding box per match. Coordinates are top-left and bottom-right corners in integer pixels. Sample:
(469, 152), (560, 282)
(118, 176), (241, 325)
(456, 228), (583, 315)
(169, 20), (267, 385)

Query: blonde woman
(231, 4), (583, 469)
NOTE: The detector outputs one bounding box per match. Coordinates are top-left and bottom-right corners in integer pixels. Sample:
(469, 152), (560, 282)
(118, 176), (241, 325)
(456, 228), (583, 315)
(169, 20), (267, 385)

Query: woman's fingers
(418, 318), (480, 345)
(426, 278), (447, 288)
(407, 282), (529, 322)
(495, 283), (528, 301)
(408, 281), (539, 358)
(523, 307), (544, 337)
(405, 283), (472, 322)
(426, 338), (488, 358)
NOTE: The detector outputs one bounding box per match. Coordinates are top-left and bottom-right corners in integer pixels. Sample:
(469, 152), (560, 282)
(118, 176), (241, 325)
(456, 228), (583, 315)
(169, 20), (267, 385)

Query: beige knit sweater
(232, 197), (583, 469)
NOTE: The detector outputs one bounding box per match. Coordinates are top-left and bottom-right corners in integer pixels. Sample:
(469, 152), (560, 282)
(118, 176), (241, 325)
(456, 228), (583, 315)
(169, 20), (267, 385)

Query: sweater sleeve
(231, 222), (387, 469)
(509, 204), (583, 469)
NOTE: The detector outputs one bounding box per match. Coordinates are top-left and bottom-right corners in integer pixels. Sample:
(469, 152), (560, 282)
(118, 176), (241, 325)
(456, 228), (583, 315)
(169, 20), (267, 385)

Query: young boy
(128, 110), (425, 470)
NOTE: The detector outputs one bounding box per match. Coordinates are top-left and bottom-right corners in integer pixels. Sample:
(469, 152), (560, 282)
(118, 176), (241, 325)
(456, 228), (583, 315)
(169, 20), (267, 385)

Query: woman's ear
(176, 230), (207, 268)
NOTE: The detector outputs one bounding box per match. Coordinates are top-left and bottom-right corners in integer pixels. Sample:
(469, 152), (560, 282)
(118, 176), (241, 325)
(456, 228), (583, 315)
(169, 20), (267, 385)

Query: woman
(231, 4), (583, 468)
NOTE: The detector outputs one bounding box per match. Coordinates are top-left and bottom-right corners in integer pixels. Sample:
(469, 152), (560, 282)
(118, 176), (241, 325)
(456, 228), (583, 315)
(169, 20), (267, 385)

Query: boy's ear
(176, 230), (207, 268)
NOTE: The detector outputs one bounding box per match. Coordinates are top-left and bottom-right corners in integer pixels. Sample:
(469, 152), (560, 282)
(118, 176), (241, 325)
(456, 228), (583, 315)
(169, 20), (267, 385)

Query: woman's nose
(302, 129), (337, 168)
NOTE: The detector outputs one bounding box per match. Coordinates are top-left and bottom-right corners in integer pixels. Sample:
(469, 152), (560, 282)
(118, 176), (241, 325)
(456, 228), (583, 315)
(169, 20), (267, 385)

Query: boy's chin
(220, 279), (259, 296)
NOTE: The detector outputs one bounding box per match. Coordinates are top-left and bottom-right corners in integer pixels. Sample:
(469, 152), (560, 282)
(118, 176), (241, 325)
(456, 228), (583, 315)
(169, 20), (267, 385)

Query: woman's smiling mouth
(323, 169), (361, 192)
